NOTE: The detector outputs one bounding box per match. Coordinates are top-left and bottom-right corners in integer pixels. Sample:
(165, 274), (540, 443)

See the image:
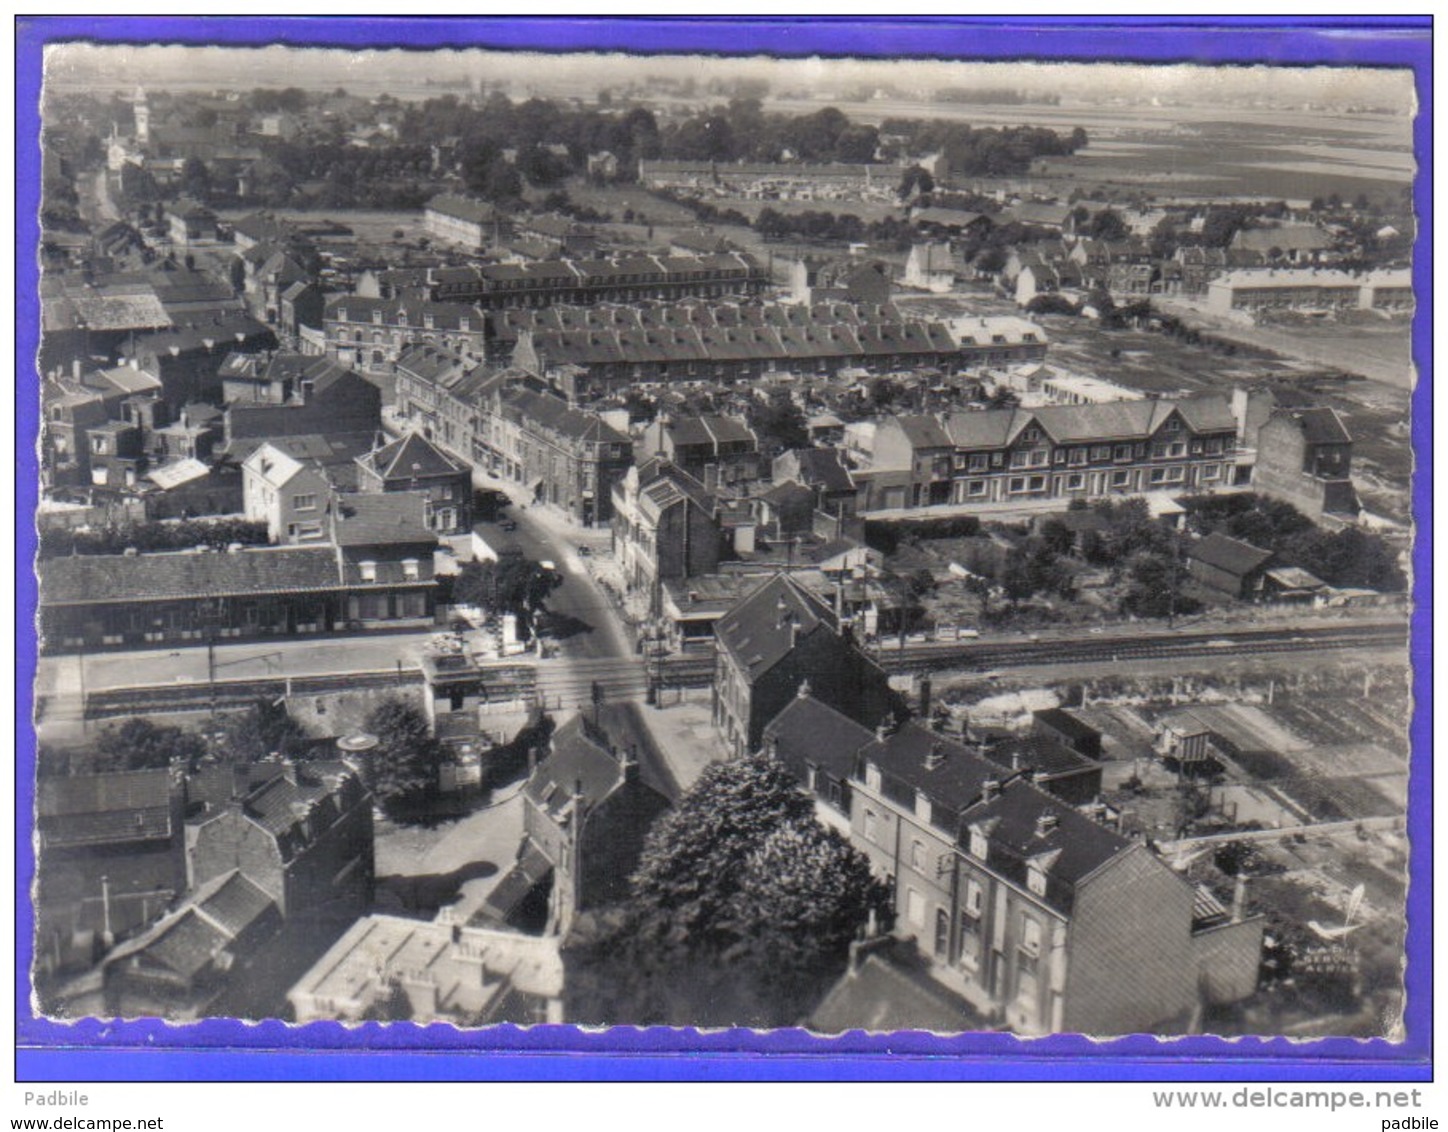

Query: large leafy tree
(364, 699), (445, 820)
(220, 698), (310, 763)
(593, 750), (885, 1025)
(726, 821), (885, 986)
(628, 751), (883, 985)
(629, 750), (815, 952)
(94, 718), (207, 773)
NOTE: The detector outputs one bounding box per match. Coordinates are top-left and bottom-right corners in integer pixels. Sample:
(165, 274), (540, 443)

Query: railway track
(872, 623), (1409, 675)
(36, 622), (1405, 722)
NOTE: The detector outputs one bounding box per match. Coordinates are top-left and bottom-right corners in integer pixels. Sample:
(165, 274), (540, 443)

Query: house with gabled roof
(34, 769), (187, 971)
(221, 352), (381, 444)
(1187, 531), (1275, 600)
(611, 457), (722, 615)
(712, 573), (895, 758)
(99, 869), (284, 1020)
(857, 394), (1242, 514)
(641, 413), (761, 489)
(844, 735), (1263, 1035)
(243, 441), (334, 543)
(1251, 406), (1360, 523)
(512, 714), (671, 935)
(903, 242), (958, 293)
(355, 432), (472, 535)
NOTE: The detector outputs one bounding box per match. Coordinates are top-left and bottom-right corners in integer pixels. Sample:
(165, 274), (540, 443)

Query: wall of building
(1063, 845), (1198, 1035)
(1191, 917), (1264, 1006)
(578, 783), (670, 911)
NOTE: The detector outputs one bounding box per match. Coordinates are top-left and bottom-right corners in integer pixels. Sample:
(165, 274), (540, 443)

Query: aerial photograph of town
(28, 39), (1418, 1040)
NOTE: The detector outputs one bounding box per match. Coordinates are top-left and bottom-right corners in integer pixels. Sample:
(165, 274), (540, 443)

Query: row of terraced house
(856, 395), (1247, 513)
(392, 344), (633, 526)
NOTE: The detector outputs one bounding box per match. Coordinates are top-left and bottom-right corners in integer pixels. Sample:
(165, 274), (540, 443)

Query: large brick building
(322, 296), (488, 379)
(1250, 406), (1360, 523)
(712, 573), (895, 758)
(611, 457), (723, 615)
(508, 302), (1041, 398)
(768, 698), (1264, 1035)
(857, 395), (1241, 513)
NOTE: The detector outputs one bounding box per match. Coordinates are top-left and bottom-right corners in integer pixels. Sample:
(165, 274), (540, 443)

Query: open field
(806, 96), (1414, 204)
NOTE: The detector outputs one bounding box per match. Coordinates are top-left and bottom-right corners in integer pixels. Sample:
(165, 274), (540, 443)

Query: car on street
(499, 519), (517, 532)
(575, 544), (592, 557)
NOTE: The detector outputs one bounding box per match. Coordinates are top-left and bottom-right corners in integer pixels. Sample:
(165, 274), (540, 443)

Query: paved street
(469, 468), (632, 661)
(373, 785), (527, 923)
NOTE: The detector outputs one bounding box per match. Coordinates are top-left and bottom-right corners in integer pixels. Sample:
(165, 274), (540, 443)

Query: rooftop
(1189, 531), (1274, 576)
(714, 573), (838, 679)
(41, 546), (341, 607)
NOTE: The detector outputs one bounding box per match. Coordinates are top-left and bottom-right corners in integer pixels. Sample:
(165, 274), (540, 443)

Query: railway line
(36, 620), (1406, 724)
(869, 621), (1409, 675)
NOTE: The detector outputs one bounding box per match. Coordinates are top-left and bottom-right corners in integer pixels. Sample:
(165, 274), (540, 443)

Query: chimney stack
(1035, 811), (1059, 838)
(982, 779), (1000, 802)
(796, 678), (811, 700)
(918, 675), (932, 719)
(1231, 873), (1248, 922)
(924, 740), (946, 772)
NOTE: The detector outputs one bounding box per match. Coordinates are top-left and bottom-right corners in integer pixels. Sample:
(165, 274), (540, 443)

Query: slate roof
(861, 722), (1003, 817)
(633, 457), (718, 512)
(523, 715), (631, 818)
(147, 458), (212, 490)
(127, 314), (274, 358)
(1002, 201), (1072, 228)
(893, 415), (953, 450)
(324, 295), (484, 332)
(225, 432), (377, 479)
(88, 366), (164, 396)
(1278, 406), (1352, 446)
(1032, 708), (1101, 749)
(942, 410), (1017, 451)
(714, 573), (838, 679)
(782, 447), (854, 494)
(425, 193), (502, 226)
(331, 492), (435, 548)
(231, 213), (297, 244)
(809, 949), (979, 1034)
(989, 734), (1098, 779)
(357, 432), (466, 483)
(759, 480), (815, 509)
(41, 277), (173, 333)
(394, 343), (471, 384)
(668, 414), (756, 450)
(926, 394), (1235, 454)
(503, 388), (630, 447)
(963, 778), (1133, 915)
(37, 769), (173, 846)
(40, 546), (341, 606)
(764, 694), (874, 784)
(1189, 531), (1273, 577)
(192, 870), (275, 937)
(106, 868), (280, 984)
(235, 762), (360, 862)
